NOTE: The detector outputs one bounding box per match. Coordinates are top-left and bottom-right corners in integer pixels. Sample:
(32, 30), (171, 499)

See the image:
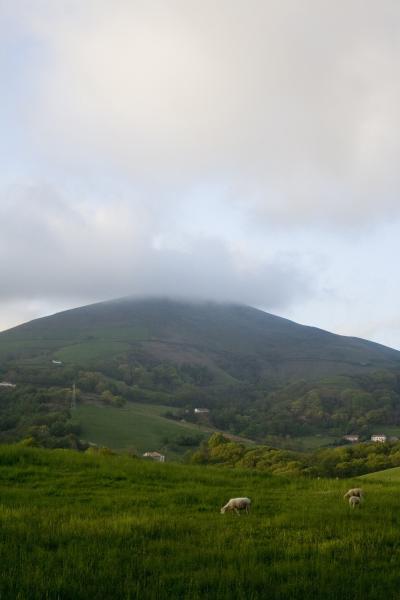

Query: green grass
(73, 402), (209, 458)
(265, 434), (338, 451)
(369, 426), (400, 437)
(1, 445), (400, 599)
(54, 340), (131, 363)
(2, 296), (400, 380)
(361, 466), (400, 481)
(291, 434), (338, 450)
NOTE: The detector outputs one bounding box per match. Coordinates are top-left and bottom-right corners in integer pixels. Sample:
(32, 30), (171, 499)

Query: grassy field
(361, 465), (400, 481)
(54, 340), (131, 363)
(73, 402), (210, 458)
(371, 426), (400, 437)
(1, 445), (400, 599)
(264, 433), (338, 451)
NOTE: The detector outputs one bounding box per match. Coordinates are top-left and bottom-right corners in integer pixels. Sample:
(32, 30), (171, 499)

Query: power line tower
(71, 382), (77, 411)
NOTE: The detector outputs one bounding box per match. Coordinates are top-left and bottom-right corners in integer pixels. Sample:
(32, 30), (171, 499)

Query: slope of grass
(264, 433), (338, 451)
(360, 465), (400, 481)
(54, 340), (131, 363)
(1, 446), (400, 599)
(73, 402), (209, 458)
(2, 297), (399, 378)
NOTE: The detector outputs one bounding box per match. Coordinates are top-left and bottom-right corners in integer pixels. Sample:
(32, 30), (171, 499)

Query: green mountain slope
(1, 296), (399, 379)
(2, 297), (400, 448)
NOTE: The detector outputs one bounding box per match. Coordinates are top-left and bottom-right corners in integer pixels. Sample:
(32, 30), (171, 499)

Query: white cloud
(1, 1), (400, 346)
(5, 0), (399, 225)
(0, 184), (313, 330)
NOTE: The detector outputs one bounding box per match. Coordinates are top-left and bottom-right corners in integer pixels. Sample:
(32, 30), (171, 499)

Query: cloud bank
(1, 1), (400, 346)
(9, 0), (400, 224)
(0, 185), (312, 325)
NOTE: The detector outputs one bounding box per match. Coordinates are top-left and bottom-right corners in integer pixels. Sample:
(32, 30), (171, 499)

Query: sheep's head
(220, 507), (226, 514)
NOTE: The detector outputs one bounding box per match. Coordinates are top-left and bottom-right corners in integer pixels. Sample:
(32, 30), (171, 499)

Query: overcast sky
(1, 1), (400, 347)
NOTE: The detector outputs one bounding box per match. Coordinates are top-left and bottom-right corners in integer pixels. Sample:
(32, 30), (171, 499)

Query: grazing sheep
(343, 488), (364, 500)
(220, 497), (251, 515)
(349, 495), (362, 508)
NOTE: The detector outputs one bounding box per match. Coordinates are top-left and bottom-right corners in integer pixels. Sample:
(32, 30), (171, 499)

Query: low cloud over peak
(0, 184), (313, 330)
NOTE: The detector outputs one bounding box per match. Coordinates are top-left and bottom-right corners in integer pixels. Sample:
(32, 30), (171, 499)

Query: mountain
(2, 297), (400, 449)
(0, 296), (399, 380)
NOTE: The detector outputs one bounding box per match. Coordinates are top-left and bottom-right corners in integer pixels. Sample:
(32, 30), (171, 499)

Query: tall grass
(0, 446), (399, 599)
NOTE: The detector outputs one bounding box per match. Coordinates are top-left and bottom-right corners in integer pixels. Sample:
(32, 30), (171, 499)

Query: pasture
(361, 465), (400, 481)
(1, 446), (400, 599)
(73, 402), (210, 458)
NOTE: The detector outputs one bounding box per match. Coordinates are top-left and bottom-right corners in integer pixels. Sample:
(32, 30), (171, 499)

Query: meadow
(72, 402), (210, 458)
(1, 446), (400, 599)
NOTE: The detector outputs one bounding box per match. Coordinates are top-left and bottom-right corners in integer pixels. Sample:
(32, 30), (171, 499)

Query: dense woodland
(2, 354), (400, 460)
(190, 433), (400, 478)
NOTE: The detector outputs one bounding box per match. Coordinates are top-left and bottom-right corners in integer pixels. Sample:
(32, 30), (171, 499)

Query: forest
(2, 356), (400, 452)
(189, 433), (400, 478)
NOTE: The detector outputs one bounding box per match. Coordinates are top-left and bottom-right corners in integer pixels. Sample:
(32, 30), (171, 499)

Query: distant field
(360, 466), (400, 481)
(265, 434), (338, 451)
(2, 445), (400, 599)
(293, 434), (338, 450)
(54, 340), (131, 363)
(372, 426), (400, 437)
(73, 402), (210, 458)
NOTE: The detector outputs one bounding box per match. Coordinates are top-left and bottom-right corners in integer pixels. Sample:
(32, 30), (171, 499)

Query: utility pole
(71, 382), (77, 410)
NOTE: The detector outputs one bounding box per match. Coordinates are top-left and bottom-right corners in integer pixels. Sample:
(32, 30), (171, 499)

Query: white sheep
(220, 497), (251, 515)
(348, 495), (362, 508)
(343, 488), (364, 500)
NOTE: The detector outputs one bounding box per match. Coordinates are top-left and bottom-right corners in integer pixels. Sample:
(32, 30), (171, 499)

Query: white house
(52, 360), (63, 365)
(143, 451), (165, 462)
(194, 408), (210, 414)
(371, 434), (387, 443)
(343, 434), (359, 443)
(0, 382), (16, 388)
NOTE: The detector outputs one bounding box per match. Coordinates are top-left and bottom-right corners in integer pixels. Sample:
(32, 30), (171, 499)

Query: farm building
(194, 408), (210, 414)
(143, 451), (165, 462)
(0, 382), (16, 388)
(371, 434), (387, 443)
(343, 434), (359, 443)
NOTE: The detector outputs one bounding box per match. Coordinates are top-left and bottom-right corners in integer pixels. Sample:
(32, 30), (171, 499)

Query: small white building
(52, 360), (63, 365)
(343, 434), (359, 443)
(143, 451), (165, 462)
(194, 408), (210, 414)
(371, 434), (387, 443)
(0, 382), (16, 388)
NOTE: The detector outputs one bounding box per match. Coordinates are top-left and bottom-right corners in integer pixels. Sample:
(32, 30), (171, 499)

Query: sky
(1, 1), (400, 348)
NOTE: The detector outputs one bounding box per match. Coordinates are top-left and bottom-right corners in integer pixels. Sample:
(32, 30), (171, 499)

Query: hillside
(2, 297), (400, 449)
(1, 444), (400, 600)
(1, 297), (399, 379)
(73, 402), (210, 459)
(360, 466), (400, 481)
